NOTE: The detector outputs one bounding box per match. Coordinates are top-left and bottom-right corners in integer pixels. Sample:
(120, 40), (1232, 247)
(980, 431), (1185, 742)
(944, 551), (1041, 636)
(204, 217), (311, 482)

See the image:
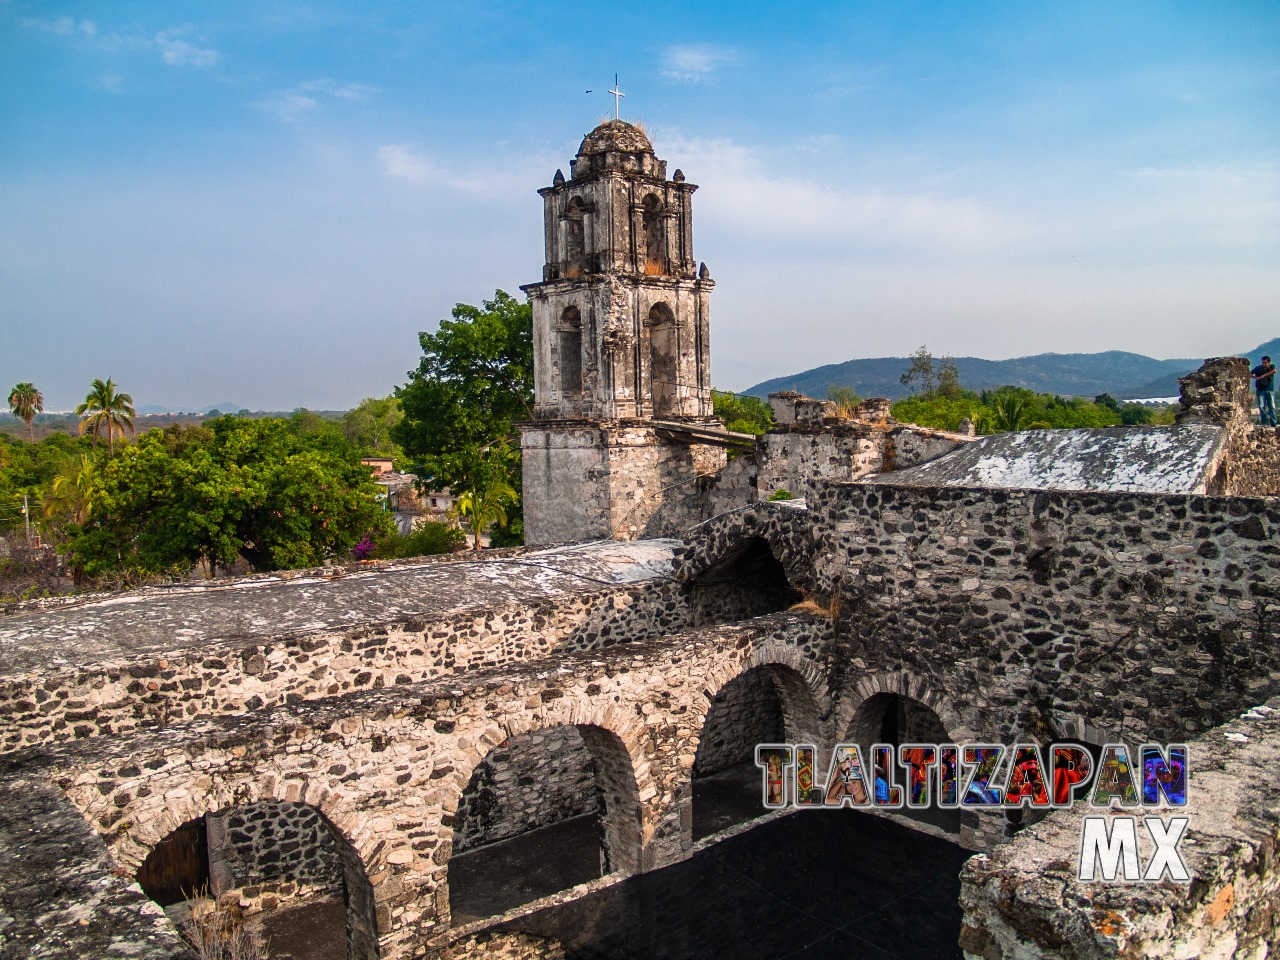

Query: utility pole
(22, 493), (30, 546)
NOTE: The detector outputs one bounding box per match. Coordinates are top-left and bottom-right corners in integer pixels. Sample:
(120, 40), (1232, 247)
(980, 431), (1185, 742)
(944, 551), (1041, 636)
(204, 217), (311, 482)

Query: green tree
(981, 390), (1052, 433)
(712, 389), (774, 435)
(341, 396), (404, 458)
(8, 383), (44, 442)
(900, 346), (937, 395)
(454, 477), (518, 549)
(394, 291), (533, 490)
(44, 455), (97, 525)
(71, 419), (392, 578)
(936, 356), (963, 400)
(76, 378), (135, 456)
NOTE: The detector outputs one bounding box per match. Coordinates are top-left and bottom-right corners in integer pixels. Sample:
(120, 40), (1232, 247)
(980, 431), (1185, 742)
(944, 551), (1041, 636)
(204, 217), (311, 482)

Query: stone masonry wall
(959, 696), (1280, 960)
(1229, 425), (1280, 497)
(692, 668), (785, 775)
(7, 610), (832, 958)
(803, 482), (1280, 746)
(756, 392), (970, 502)
(0, 578), (722, 753)
(521, 422), (727, 544)
(452, 726), (600, 854)
(1176, 355), (1280, 497)
(207, 800), (345, 916)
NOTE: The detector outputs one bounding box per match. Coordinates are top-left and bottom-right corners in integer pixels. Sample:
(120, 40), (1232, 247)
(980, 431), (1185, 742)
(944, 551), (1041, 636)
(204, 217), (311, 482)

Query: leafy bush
(376, 521), (466, 558)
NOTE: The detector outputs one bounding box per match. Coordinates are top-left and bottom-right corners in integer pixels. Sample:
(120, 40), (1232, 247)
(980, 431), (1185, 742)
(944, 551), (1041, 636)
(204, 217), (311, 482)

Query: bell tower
(520, 119), (726, 543)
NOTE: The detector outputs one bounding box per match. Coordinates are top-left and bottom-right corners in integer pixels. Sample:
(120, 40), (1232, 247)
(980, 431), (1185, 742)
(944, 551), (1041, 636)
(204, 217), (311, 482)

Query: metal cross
(609, 75), (624, 119)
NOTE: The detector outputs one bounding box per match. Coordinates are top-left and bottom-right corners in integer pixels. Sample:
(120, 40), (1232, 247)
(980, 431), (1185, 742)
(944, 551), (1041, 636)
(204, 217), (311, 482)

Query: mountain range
(742, 337), (1280, 402)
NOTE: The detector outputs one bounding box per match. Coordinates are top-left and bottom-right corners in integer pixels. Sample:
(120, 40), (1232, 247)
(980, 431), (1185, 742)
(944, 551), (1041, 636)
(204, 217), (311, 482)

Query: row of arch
(557, 301), (681, 417)
(561, 193), (670, 279)
(127, 654), (994, 959)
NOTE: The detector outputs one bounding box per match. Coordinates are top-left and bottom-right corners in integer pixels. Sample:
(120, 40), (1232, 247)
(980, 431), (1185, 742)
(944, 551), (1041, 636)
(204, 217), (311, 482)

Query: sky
(2, 1), (1278, 411)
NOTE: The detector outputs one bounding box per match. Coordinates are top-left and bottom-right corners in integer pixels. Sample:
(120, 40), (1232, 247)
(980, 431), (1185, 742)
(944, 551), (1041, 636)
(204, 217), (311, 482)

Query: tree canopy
(394, 291), (533, 491)
(70, 418), (391, 577)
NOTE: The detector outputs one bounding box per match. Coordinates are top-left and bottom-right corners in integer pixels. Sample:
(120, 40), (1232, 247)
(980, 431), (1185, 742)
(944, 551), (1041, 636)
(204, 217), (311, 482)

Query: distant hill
(136, 401), (243, 415)
(742, 338), (1280, 401)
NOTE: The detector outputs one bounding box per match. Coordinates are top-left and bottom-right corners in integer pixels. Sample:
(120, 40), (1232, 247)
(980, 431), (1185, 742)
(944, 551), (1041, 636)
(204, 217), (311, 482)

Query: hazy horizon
(3, 1), (1277, 411)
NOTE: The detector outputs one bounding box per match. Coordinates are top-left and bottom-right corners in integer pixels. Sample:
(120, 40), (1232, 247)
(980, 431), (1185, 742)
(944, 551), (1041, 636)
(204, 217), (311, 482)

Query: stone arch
(440, 707), (652, 925)
(641, 192), (665, 275)
(132, 796), (379, 959)
(839, 671), (973, 749)
(564, 196), (586, 277)
(688, 646), (830, 840)
(647, 302), (677, 418)
(685, 534), (803, 627)
(558, 305), (582, 397)
(675, 502), (814, 593)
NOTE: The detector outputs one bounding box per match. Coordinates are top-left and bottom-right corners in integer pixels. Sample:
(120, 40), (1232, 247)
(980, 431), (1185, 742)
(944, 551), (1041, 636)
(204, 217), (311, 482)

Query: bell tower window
(648, 303), (677, 417)
(642, 194), (665, 276)
(559, 306), (583, 397)
(565, 197), (586, 278)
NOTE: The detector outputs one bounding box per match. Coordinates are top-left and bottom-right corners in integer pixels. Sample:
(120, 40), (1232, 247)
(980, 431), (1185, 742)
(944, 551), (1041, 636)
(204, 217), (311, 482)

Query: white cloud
(664, 135), (1029, 255)
(257, 92), (319, 123)
(376, 144), (552, 199)
(21, 16), (97, 37)
(100, 74), (124, 94)
(298, 79), (378, 101)
(662, 44), (736, 82)
(155, 30), (218, 67)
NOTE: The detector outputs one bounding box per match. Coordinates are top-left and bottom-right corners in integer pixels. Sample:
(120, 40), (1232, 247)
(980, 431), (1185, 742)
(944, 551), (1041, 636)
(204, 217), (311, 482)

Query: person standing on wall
(1252, 355), (1277, 427)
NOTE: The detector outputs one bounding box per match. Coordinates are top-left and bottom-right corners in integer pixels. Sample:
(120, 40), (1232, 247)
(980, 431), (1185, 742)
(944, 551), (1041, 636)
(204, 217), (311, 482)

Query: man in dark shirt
(1253, 355), (1277, 427)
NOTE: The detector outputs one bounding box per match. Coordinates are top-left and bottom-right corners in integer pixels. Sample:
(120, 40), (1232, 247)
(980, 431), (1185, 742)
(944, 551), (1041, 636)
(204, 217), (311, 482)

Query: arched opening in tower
(641, 193), (665, 275)
(558, 305), (583, 397)
(691, 663), (822, 840)
(446, 723), (642, 925)
(687, 535), (803, 627)
(647, 303), (677, 418)
(136, 800), (378, 959)
(846, 692), (961, 835)
(564, 196), (586, 278)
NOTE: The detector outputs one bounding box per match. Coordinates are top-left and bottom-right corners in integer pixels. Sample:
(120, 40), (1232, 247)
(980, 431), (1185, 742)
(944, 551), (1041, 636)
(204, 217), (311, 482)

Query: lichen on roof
(878, 424), (1227, 494)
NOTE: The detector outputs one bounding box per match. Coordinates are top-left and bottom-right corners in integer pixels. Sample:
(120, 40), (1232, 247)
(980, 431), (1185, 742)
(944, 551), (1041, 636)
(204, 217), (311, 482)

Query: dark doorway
(138, 817), (210, 906)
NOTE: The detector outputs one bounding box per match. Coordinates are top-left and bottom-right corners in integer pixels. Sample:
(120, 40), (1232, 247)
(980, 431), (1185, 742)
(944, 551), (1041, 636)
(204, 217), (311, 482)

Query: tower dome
(570, 120), (664, 179)
(576, 119), (654, 157)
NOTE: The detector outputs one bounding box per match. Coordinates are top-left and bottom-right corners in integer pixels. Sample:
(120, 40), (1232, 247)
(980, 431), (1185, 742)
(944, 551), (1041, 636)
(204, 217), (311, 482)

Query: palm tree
(454, 478), (518, 550)
(76, 377), (136, 455)
(982, 393), (1051, 433)
(45, 455), (97, 524)
(8, 382), (43, 442)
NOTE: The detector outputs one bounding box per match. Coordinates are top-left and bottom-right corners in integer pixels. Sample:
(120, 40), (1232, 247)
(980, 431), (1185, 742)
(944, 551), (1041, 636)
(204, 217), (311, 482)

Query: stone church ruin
(2, 120), (1280, 960)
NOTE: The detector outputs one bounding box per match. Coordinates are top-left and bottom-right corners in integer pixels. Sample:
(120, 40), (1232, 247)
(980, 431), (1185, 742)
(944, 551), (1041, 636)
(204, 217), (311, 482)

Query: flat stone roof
(878, 424), (1227, 494)
(0, 540), (678, 677)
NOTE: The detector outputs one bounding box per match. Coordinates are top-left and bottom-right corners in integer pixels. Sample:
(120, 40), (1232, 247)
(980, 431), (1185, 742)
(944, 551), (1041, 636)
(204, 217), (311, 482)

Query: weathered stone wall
(4, 610), (832, 958)
(521, 422), (726, 544)
(207, 800), (345, 915)
(959, 697), (1280, 960)
(692, 668), (784, 775)
(756, 392), (970, 502)
(1176, 355), (1280, 497)
(0, 573), (745, 753)
(0, 776), (198, 960)
(801, 483), (1280, 745)
(453, 726), (599, 853)
(1229, 425), (1280, 497)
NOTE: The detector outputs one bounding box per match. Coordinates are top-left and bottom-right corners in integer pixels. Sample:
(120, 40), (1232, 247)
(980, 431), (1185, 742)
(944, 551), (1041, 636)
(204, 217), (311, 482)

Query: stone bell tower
(520, 119), (726, 544)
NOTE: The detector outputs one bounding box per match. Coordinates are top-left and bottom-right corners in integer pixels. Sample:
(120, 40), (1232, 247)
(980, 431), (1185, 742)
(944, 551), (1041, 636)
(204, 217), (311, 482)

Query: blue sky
(2, 1), (1278, 410)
